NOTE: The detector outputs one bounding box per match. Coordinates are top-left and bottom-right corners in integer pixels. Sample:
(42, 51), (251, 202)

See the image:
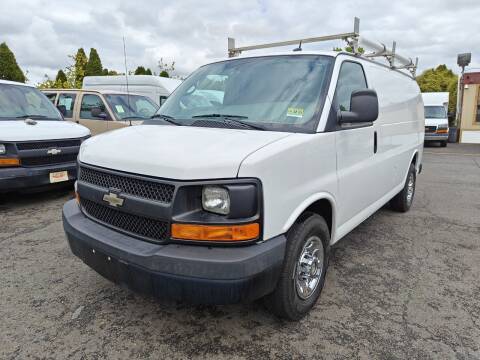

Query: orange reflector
(0, 158), (20, 167)
(171, 223), (260, 242)
(436, 129), (448, 134)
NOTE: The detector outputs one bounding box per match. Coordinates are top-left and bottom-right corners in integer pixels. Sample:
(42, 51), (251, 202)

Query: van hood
(79, 125), (291, 180)
(0, 120), (90, 141)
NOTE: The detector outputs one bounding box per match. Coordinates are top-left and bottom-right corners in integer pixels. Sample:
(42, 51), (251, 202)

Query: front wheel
(390, 163), (416, 212)
(440, 141), (447, 147)
(265, 213), (330, 321)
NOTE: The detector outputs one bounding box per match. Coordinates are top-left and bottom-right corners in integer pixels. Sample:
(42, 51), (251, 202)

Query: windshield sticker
(287, 107), (304, 118)
(115, 105), (125, 113)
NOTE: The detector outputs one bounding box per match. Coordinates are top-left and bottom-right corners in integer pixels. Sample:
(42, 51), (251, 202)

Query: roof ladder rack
(227, 17), (418, 78)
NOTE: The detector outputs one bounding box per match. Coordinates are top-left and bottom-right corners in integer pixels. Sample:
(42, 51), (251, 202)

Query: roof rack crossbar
(227, 17), (418, 78)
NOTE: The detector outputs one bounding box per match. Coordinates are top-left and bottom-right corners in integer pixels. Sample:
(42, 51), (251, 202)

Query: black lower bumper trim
(0, 162), (77, 192)
(62, 200), (286, 304)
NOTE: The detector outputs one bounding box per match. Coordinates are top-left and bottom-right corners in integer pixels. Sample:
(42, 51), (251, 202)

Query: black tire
(390, 163), (416, 212)
(440, 141), (447, 147)
(265, 213), (330, 321)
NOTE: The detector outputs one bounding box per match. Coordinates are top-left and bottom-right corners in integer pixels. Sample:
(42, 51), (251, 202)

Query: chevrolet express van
(42, 89), (159, 135)
(422, 92), (449, 147)
(63, 43), (424, 319)
(0, 80), (90, 193)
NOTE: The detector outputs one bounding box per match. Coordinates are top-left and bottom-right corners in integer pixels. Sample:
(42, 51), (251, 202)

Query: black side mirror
(57, 105), (66, 116)
(338, 89), (379, 124)
(91, 107), (107, 119)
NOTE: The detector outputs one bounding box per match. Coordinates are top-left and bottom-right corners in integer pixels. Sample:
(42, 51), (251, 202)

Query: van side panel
(363, 62), (424, 185)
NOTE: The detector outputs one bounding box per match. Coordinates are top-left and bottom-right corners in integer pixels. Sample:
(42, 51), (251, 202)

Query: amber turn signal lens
(171, 223), (260, 242)
(0, 158), (20, 167)
(436, 129), (448, 134)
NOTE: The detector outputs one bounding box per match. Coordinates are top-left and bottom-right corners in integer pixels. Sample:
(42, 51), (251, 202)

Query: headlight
(202, 186), (230, 215)
(0, 144), (5, 155)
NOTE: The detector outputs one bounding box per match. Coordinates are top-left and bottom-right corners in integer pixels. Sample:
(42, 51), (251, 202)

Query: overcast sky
(1, 0), (479, 84)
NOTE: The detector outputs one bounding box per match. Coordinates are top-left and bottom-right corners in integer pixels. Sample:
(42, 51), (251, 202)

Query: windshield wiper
(193, 113), (248, 119)
(16, 114), (49, 119)
(121, 116), (147, 120)
(192, 114), (265, 130)
(150, 114), (182, 126)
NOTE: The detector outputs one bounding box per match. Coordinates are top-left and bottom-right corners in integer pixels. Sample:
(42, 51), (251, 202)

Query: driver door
(78, 93), (110, 135)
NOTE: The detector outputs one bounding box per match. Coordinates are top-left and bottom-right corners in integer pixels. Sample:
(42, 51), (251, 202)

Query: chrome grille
(79, 166), (175, 204)
(80, 198), (169, 243)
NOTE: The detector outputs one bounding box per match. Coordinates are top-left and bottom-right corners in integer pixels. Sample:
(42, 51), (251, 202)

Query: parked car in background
(0, 79), (90, 193)
(422, 92), (449, 147)
(42, 89), (159, 135)
(82, 75), (181, 106)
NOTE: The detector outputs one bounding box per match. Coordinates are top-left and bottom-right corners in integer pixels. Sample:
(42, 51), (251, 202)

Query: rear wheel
(440, 141), (447, 147)
(390, 163), (416, 212)
(265, 213), (330, 320)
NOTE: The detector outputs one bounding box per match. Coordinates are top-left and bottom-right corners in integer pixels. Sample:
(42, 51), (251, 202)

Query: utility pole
(456, 53), (471, 142)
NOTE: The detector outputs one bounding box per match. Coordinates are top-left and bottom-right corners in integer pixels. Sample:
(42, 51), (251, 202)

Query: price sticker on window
(287, 107), (304, 118)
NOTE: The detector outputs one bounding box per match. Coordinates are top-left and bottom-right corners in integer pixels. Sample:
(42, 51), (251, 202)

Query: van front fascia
(76, 162), (264, 246)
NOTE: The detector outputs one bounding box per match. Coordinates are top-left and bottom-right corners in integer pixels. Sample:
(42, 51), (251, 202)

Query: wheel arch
(282, 193), (337, 244)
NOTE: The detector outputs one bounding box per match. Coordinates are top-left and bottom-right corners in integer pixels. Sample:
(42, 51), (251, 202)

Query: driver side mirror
(338, 89), (379, 124)
(91, 107), (107, 119)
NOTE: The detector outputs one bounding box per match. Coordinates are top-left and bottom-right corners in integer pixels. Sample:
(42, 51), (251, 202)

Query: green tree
(72, 48), (88, 87)
(85, 48), (103, 76)
(0, 42), (26, 83)
(159, 70), (169, 78)
(55, 70), (67, 87)
(134, 66), (147, 75)
(416, 65), (458, 122)
(145, 68), (152, 75)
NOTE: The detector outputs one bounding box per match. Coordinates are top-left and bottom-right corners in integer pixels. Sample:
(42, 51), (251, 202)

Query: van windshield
(0, 83), (62, 121)
(424, 106), (447, 119)
(104, 94), (159, 120)
(154, 55), (333, 132)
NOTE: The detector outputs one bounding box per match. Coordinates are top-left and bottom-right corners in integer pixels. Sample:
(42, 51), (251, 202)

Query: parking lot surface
(1, 143), (479, 359)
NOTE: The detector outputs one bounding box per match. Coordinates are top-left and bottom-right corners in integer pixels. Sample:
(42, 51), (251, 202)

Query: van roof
(40, 88), (145, 96)
(0, 79), (34, 87)
(82, 75), (181, 93)
(421, 92), (449, 106)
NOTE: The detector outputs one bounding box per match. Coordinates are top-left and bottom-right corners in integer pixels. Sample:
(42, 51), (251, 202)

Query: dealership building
(459, 71), (480, 143)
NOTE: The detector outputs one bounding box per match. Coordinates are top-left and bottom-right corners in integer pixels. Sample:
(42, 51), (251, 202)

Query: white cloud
(1, 0), (479, 84)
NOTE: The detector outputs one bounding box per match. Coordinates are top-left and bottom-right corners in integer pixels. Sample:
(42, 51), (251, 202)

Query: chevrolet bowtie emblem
(103, 192), (124, 207)
(47, 148), (62, 155)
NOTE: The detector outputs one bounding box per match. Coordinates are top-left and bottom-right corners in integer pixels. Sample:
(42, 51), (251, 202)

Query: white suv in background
(0, 80), (90, 193)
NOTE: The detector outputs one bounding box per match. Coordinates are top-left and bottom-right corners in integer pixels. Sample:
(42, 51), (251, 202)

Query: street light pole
(456, 53), (471, 142)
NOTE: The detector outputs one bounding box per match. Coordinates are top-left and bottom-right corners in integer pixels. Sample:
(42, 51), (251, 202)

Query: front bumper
(425, 133), (448, 141)
(0, 162), (77, 192)
(62, 200), (286, 304)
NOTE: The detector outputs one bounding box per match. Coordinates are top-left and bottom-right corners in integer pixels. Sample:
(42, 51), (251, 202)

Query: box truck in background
(422, 92), (449, 147)
(82, 75), (181, 106)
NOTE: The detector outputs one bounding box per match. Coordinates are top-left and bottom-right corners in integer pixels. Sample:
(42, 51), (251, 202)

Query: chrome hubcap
(294, 236), (324, 300)
(406, 173), (415, 204)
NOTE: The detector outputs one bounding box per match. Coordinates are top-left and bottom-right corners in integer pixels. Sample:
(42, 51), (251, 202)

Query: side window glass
(159, 96), (168, 106)
(44, 93), (57, 103)
(80, 94), (108, 120)
(58, 93), (76, 118)
(335, 62), (367, 111)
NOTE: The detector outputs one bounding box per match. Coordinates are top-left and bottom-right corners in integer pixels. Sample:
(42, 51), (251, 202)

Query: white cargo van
(63, 20), (424, 320)
(0, 80), (90, 193)
(82, 75), (181, 106)
(422, 92), (449, 147)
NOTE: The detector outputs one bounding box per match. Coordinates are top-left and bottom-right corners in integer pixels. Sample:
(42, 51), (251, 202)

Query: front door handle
(374, 131), (378, 154)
